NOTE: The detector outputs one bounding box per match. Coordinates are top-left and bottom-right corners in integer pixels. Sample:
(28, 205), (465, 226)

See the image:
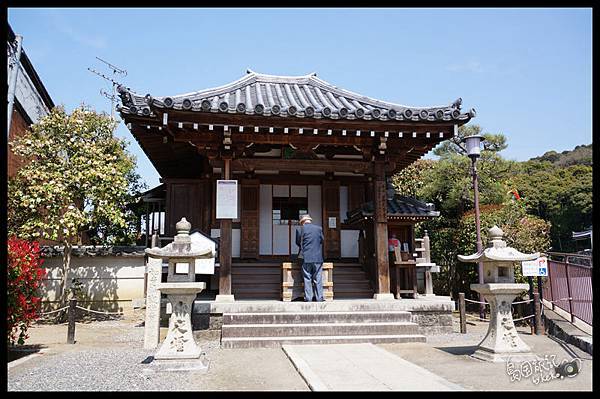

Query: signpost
(522, 257), (548, 277)
(216, 180), (238, 219)
(522, 257), (548, 333)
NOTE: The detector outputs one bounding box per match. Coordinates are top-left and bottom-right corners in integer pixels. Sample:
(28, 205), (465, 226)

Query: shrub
(7, 237), (46, 346)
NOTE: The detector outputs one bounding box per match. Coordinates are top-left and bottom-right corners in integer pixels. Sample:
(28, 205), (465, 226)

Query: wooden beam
(223, 158), (396, 174)
(141, 108), (466, 132)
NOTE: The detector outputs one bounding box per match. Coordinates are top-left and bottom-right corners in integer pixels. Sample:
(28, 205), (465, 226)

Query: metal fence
(542, 252), (592, 325)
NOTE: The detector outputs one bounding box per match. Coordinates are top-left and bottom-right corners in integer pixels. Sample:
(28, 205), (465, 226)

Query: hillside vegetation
(530, 144), (592, 167)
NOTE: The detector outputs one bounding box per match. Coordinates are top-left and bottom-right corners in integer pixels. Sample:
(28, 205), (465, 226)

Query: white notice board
(522, 257), (548, 277)
(216, 180), (238, 219)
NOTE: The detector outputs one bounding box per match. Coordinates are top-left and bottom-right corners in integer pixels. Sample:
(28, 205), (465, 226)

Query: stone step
(334, 293), (375, 299)
(221, 334), (426, 349)
(222, 322), (419, 338)
(223, 311), (413, 324)
(333, 283), (373, 294)
(334, 281), (372, 289)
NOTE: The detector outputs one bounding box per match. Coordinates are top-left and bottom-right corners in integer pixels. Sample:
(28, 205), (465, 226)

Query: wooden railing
(282, 262), (334, 301)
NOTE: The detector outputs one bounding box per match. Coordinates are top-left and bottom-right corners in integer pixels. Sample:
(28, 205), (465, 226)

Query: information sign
(216, 180), (238, 219)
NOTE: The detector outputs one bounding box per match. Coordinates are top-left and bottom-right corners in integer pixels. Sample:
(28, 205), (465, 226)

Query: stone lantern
(458, 225), (539, 362)
(145, 217), (215, 369)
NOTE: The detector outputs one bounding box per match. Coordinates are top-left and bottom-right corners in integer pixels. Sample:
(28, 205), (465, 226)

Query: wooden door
(322, 180), (341, 259)
(166, 180), (203, 236)
(240, 179), (260, 259)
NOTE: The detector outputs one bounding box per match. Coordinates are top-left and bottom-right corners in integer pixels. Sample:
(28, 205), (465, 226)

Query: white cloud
(48, 10), (107, 49)
(446, 59), (483, 73)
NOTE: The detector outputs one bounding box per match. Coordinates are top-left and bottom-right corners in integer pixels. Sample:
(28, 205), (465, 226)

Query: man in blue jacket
(296, 214), (325, 302)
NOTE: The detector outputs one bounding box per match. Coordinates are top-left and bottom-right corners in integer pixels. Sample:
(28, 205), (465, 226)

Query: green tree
(420, 202), (551, 298)
(393, 124), (549, 297)
(8, 105), (145, 306)
(507, 160), (592, 252)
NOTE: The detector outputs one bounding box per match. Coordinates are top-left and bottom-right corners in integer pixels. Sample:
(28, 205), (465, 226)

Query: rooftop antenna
(87, 56), (127, 121)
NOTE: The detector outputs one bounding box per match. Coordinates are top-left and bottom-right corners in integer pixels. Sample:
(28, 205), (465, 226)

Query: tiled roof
(346, 195), (440, 224)
(117, 70), (475, 123)
(40, 245), (147, 258)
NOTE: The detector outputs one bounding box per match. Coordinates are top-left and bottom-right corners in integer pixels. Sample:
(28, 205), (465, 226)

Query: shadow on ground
(8, 344), (46, 362)
(435, 345), (478, 356)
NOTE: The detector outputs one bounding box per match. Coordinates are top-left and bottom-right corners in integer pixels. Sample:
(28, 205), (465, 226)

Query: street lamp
(463, 134), (486, 319)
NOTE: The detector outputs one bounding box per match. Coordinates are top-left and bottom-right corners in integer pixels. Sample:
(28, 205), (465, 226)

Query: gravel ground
(9, 311), (590, 391)
(7, 312), (307, 391)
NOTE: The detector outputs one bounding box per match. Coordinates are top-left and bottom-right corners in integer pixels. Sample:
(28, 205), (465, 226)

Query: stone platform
(192, 296), (455, 346)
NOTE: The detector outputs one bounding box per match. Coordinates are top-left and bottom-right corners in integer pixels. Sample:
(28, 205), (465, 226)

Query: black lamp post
(464, 134), (485, 320)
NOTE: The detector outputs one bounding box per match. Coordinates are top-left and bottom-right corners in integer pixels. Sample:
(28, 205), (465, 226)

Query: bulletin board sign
(216, 180), (238, 219)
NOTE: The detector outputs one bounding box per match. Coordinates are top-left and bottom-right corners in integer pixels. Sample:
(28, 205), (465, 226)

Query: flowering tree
(8, 105), (143, 306)
(8, 238), (46, 345)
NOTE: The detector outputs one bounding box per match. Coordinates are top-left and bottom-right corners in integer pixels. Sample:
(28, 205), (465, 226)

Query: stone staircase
(220, 310), (426, 348)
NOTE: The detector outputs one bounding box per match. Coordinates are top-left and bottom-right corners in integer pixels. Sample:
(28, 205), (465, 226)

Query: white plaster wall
(273, 224), (289, 255)
(341, 230), (360, 258)
(340, 186), (349, 223)
(273, 184), (289, 197)
(307, 185), (322, 227)
(40, 256), (145, 304)
(291, 185), (307, 197)
(259, 184), (273, 255)
(232, 228), (241, 257)
(210, 228), (241, 258)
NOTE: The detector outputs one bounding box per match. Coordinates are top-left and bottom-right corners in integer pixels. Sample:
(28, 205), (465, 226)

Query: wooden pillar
(240, 178), (260, 259)
(217, 157), (234, 302)
(373, 160), (392, 299)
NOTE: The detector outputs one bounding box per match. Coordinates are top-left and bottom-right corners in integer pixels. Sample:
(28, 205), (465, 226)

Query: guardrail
(542, 253), (592, 325)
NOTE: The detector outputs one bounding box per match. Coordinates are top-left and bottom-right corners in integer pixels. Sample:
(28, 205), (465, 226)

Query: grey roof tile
(117, 70), (475, 122)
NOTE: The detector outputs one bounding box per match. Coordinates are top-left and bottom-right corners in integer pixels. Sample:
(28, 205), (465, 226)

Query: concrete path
(282, 343), (465, 391)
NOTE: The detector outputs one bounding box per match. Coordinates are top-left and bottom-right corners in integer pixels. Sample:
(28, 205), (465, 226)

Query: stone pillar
(144, 256), (163, 349)
(216, 157), (234, 302)
(424, 231), (434, 296)
(373, 160), (393, 300)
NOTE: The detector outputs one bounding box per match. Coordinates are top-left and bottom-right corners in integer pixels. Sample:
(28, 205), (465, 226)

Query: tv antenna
(87, 56), (127, 120)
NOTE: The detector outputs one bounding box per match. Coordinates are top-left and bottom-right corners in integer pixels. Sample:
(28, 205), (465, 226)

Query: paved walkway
(282, 343), (465, 391)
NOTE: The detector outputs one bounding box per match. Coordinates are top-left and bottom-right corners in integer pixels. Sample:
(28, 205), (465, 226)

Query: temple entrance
(272, 186), (309, 256)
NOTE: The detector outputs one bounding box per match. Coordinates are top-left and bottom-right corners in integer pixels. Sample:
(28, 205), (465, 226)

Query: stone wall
(411, 311), (454, 335)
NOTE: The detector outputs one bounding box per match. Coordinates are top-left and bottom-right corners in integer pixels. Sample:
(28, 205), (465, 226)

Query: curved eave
(116, 71), (476, 124)
(458, 249), (540, 263)
(345, 212), (439, 227)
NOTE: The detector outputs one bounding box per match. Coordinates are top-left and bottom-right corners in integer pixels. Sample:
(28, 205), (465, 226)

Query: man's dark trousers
(296, 222), (325, 302)
(301, 262), (324, 302)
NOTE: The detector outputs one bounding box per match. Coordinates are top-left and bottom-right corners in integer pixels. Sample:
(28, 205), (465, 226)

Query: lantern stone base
(471, 347), (538, 363)
(155, 284), (205, 361)
(470, 283), (533, 363)
(149, 357), (210, 373)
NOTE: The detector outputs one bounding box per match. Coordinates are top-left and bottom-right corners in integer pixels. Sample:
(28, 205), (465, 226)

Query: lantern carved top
(458, 225), (539, 263)
(146, 217), (214, 259)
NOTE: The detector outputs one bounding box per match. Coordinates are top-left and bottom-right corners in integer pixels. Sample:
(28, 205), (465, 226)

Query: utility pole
(7, 34), (23, 134)
(87, 56), (127, 121)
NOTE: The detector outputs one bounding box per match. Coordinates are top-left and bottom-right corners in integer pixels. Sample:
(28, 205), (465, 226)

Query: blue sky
(8, 8), (592, 189)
